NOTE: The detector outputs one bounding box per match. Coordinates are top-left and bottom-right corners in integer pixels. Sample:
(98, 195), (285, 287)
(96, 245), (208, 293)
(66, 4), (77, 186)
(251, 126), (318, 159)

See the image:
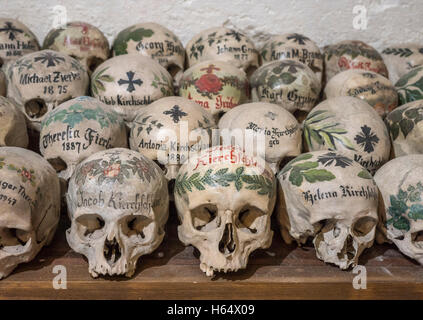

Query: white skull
(303, 97), (391, 174)
(6, 50), (90, 131)
(40, 96), (128, 180)
(374, 155), (423, 264)
(385, 100), (423, 157)
(0, 96), (28, 148)
(174, 145), (276, 276)
(66, 148), (169, 277)
(129, 96), (216, 180)
(43, 21), (110, 74)
(0, 147), (61, 279)
(218, 102), (302, 174)
(277, 150), (378, 269)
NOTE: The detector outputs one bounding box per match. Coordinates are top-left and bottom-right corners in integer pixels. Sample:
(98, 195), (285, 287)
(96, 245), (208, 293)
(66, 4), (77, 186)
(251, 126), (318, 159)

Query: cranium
(0, 96), (28, 148)
(179, 60), (249, 120)
(218, 102), (302, 173)
(374, 155), (423, 264)
(395, 66), (423, 105)
(66, 148), (169, 277)
(174, 145), (276, 276)
(303, 97), (391, 174)
(129, 96), (216, 180)
(0, 147), (61, 279)
(43, 21), (110, 74)
(40, 96), (128, 180)
(277, 150), (378, 269)
(6, 49), (90, 131)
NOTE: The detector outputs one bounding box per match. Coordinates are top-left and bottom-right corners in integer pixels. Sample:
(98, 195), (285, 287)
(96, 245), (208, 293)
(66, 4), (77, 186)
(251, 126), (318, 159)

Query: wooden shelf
(1, 204), (423, 300)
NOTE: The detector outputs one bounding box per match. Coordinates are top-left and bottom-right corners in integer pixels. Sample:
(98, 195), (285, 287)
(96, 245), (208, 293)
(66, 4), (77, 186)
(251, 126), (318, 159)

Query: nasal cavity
(219, 223), (236, 255)
(25, 99), (47, 119)
(103, 237), (121, 266)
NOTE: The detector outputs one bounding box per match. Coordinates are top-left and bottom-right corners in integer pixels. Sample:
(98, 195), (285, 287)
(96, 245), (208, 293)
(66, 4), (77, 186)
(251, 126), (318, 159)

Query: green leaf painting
(385, 103), (423, 140)
(91, 67), (114, 95)
(112, 27), (154, 55)
(395, 67), (423, 105)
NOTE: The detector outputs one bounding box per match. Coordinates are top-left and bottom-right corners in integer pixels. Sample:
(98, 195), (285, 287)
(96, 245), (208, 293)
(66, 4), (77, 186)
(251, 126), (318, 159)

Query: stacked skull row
(0, 18), (422, 279)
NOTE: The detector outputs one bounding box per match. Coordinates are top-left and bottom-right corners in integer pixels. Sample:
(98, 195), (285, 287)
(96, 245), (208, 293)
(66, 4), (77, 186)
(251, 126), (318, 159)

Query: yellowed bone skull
(66, 148), (169, 278)
(374, 155), (423, 264)
(0, 96), (28, 148)
(218, 102), (302, 174)
(6, 50), (89, 131)
(0, 147), (61, 279)
(277, 150), (378, 269)
(129, 96), (216, 180)
(174, 145), (276, 276)
(43, 21), (110, 74)
(40, 96), (128, 180)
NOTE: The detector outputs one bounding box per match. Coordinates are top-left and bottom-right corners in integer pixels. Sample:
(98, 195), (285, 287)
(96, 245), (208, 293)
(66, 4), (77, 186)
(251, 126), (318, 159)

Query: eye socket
(75, 214), (105, 239)
(24, 99), (47, 119)
(191, 204), (219, 231)
(121, 215), (153, 239)
(86, 57), (105, 73)
(167, 64), (181, 78)
(412, 231), (423, 249)
(236, 206), (266, 234)
(352, 217), (377, 237)
(0, 227), (30, 253)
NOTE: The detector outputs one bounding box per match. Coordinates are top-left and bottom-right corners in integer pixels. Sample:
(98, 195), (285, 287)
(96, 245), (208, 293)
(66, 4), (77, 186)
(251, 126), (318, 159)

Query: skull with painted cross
(66, 148), (169, 278)
(174, 145), (276, 276)
(0, 147), (61, 279)
(382, 44), (423, 84)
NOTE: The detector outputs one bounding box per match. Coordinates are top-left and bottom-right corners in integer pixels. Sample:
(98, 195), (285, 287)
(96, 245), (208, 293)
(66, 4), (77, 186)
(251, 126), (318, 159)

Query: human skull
(0, 96), (28, 148)
(0, 147), (61, 279)
(112, 22), (184, 83)
(382, 44), (423, 84)
(324, 69), (398, 118)
(0, 69), (6, 96)
(6, 49), (89, 131)
(0, 18), (40, 68)
(374, 155), (423, 264)
(43, 21), (110, 74)
(385, 100), (423, 157)
(129, 96), (216, 180)
(40, 96), (128, 180)
(260, 33), (323, 83)
(174, 145), (276, 276)
(323, 40), (388, 83)
(66, 148), (169, 278)
(186, 27), (259, 77)
(179, 60), (249, 119)
(277, 150), (378, 269)
(250, 60), (321, 118)
(303, 97), (390, 174)
(90, 54), (173, 125)
(218, 102), (302, 173)
(395, 66), (423, 105)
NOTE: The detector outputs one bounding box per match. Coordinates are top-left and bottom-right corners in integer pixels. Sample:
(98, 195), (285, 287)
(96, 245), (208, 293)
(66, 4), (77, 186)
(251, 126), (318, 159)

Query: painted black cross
(118, 71), (143, 93)
(0, 22), (23, 41)
(354, 125), (379, 154)
(163, 105), (187, 123)
(34, 52), (65, 67)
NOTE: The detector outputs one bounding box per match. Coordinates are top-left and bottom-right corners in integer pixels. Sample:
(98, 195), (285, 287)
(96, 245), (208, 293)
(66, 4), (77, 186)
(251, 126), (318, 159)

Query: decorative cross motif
(0, 22), (23, 41)
(34, 52), (65, 67)
(163, 105), (187, 123)
(200, 64), (220, 74)
(354, 125), (379, 154)
(118, 71), (143, 93)
(225, 30), (244, 42)
(287, 33), (310, 45)
(265, 111), (277, 120)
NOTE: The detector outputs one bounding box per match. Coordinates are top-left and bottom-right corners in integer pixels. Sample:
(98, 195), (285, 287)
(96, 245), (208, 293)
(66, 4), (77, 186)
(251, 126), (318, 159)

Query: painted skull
(303, 97), (390, 174)
(43, 21), (110, 74)
(185, 26), (259, 77)
(6, 49), (89, 131)
(324, 69), (398, 118)
(179, 60), (249, 119)
(385, 100), (423, 157)
(250, 60), (321, 118)
(323, 40), (388, 83)
(0, 18), (40, 68)
(260, 33), (323, 82)
(395, 66), (423, 105)
(0, 69), (6, 96)
(0, 147), (61, 279)
(112, 22), (184, 83)
(129, 96), (216, 180)
(382, 44), (423, 84)
(39, 96), (128, 180)
(0, 96), (28, 148)
(66, 148), (169, 278)
(374, 155), (423, 264)
(174, 145), (276, 276)
(277, 150), (378, 269)
(218, 102), (302, 173)
(90, 54), (173, 125)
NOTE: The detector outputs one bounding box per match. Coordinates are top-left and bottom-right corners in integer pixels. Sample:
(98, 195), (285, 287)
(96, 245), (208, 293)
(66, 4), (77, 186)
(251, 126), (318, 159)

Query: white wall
(1, 0), (422, 51)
